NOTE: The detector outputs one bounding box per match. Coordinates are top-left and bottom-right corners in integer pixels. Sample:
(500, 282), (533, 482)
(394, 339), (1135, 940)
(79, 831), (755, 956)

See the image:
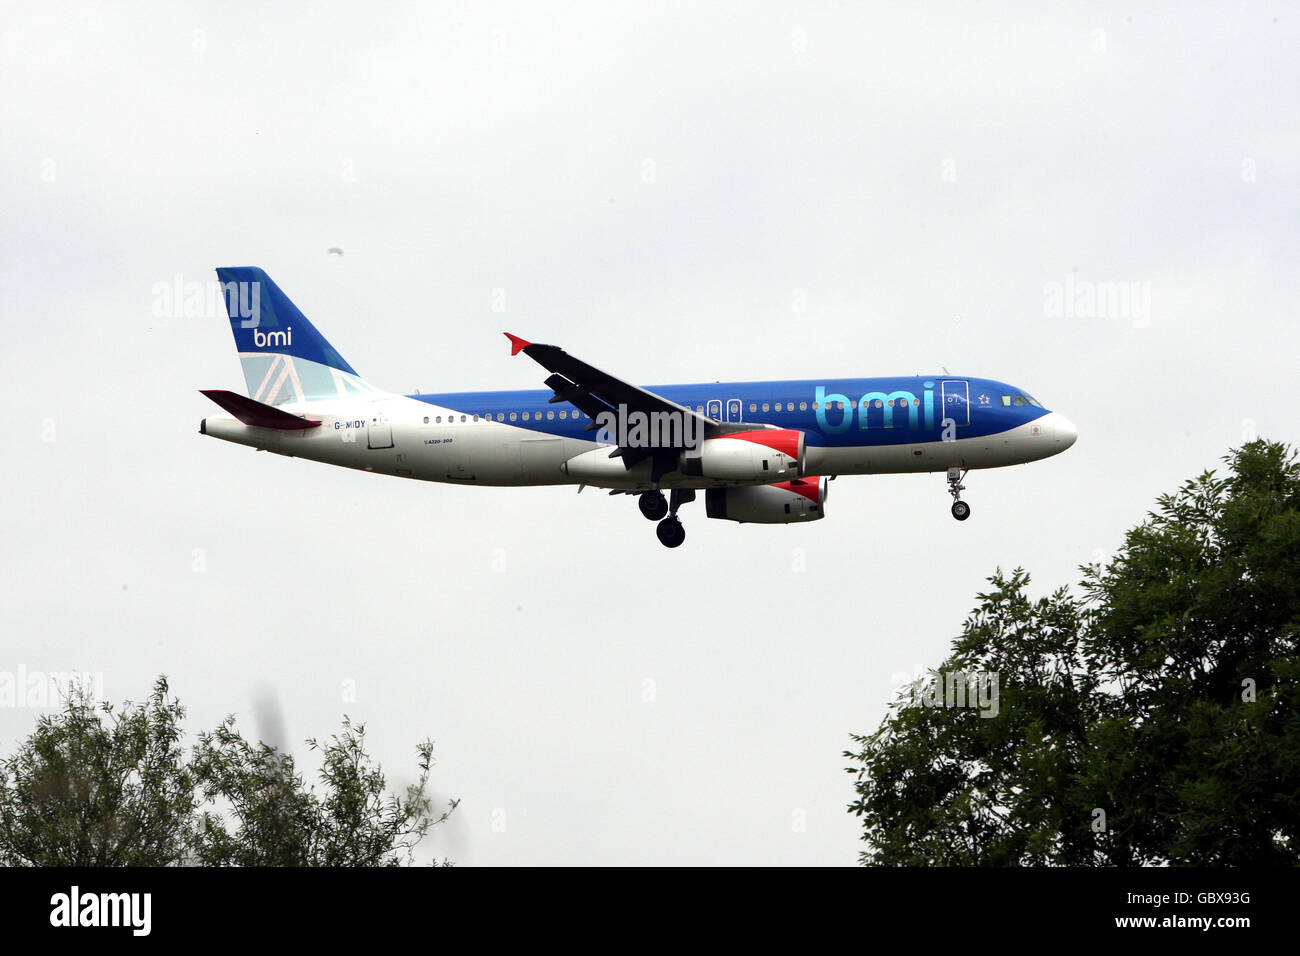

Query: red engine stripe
(723, 429), (801, 460)
(772, 476), (823, 503)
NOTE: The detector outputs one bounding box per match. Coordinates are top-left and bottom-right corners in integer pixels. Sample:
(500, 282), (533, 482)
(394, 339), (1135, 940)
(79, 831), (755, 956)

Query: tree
(0, 677), (457, 866)
(0, 677), (196, 866)
(191, 715), (455, 866)
(845, 439), (1300, 865)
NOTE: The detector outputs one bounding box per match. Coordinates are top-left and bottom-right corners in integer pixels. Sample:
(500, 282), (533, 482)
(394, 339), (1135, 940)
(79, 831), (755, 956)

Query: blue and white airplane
(199, 268), (1077, 547)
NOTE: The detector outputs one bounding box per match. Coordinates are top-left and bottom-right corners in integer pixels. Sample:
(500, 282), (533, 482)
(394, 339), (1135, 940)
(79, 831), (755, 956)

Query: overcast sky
(2, 1), (1297, 865)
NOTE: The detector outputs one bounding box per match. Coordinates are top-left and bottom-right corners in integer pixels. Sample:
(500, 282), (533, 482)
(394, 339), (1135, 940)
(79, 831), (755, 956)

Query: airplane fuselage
(202, 375), (1077, 490)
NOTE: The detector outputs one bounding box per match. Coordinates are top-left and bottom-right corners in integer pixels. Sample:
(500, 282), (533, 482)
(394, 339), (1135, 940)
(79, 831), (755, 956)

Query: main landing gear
(638, 489), (694, 547)
(656, 516), (686, 548)
(638, 490), (669, 521)
(947, 467), (971, 521)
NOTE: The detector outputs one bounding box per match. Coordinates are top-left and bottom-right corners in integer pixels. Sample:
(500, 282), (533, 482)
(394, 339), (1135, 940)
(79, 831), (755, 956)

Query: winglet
(504, 332), (532, 356)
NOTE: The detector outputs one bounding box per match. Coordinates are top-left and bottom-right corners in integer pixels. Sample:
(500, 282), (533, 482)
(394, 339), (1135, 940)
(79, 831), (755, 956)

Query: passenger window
(762, 403), (770, 412)
(749, 403), (757, 412)
(812, 402), (819, 410)
(799, 402), (807, 411)
(509, 412), (517, 421)
(522, 412), (530, 421)
(559, 410), (567, 419)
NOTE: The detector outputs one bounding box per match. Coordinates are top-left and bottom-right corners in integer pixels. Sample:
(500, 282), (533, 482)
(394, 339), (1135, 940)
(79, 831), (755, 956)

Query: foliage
(0, 678), (196, 866)
(192, 716), (455, 866)
(0, 678), (456, 866)
(845, 440), (1300, 864)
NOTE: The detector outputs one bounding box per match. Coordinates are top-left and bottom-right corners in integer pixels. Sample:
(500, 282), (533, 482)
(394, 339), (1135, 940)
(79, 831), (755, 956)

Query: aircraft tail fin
(215, 266), (379, 405)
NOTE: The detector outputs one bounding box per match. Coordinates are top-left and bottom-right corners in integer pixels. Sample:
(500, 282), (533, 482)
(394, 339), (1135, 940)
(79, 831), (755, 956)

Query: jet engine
(704, 475), (828, 524)
(679, 429), (805, 482)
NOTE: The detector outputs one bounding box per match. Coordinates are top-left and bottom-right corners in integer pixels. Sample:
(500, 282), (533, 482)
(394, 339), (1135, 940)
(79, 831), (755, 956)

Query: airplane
(199, 267), (1078, 547)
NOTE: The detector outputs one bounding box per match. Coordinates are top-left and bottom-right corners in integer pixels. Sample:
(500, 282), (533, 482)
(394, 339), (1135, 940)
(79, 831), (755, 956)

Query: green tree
(0, 678), (196, 866)
(191, 715), (455, 866)
(0, 677), (457, 866)
(845, 439), (1300, 865)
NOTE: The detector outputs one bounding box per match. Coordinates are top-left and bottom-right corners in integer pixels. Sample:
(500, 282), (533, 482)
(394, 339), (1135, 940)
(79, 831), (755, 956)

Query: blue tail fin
(216, 267), (377, 405)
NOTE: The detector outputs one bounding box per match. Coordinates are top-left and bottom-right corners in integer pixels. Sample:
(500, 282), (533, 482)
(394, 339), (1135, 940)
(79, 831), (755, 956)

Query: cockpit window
(1013, 395), (1029, 406)
(1001, 395), (1012, 406)
(1023, 394), (1043, 408)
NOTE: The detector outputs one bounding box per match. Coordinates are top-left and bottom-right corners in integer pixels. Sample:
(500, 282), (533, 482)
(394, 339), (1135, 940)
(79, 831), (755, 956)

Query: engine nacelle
(705, 475), (828, 524)
(680, 429), (806, 482)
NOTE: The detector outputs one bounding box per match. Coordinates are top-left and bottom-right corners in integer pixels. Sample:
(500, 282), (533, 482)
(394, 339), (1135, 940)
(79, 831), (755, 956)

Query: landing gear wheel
(656, 517), (686, 548)
(946, 467), (970, 521)
(639, 491), (669, 521)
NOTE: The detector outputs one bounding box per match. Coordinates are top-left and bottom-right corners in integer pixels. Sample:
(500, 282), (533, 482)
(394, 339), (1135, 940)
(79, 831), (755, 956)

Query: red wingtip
(504, 332), (531, 356)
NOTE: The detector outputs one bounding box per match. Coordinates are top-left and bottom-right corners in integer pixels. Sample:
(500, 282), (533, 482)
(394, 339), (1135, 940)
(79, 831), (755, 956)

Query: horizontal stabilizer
(199, 389), (322, 430)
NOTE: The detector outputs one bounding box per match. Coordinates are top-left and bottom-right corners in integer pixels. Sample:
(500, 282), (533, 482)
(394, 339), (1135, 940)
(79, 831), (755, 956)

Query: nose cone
(1052, 413), (1078, 450)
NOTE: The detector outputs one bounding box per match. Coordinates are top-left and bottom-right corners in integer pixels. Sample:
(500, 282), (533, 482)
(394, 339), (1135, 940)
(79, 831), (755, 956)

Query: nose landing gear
(947, 467), (971, 521)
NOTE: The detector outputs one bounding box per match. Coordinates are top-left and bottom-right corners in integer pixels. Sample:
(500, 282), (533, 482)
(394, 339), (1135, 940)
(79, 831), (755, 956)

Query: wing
(504, 333), (757, 479)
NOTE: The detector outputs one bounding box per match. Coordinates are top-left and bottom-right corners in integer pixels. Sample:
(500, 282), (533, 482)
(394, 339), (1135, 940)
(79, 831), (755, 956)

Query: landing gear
(638, 490), (669, 521)
(946, 467), (971, 521)
(649, 489), (695, 547)
(656, 516), (686, 548)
